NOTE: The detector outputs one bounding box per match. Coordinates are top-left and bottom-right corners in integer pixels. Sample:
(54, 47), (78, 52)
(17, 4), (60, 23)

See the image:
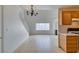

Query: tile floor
(14, 35), (64, 53)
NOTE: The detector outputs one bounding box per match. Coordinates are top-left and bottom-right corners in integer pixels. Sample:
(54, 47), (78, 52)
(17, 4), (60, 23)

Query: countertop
(60, 33), (78, 36)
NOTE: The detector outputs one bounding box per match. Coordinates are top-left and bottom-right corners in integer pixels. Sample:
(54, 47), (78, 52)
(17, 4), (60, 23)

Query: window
(36, 23), (50, 30)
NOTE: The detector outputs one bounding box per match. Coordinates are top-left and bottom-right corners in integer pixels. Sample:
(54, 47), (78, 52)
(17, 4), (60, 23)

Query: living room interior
(0, 5), (79, 53)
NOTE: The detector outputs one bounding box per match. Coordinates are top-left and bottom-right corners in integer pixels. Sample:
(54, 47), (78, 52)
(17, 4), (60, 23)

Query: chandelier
(26, 5), (38, 16)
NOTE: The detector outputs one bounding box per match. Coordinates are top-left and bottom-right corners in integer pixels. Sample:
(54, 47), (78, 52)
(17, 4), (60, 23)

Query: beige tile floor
(14, 35), (64, 53)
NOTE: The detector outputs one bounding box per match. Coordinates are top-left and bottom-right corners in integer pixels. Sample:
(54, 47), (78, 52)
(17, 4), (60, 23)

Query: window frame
(36, 23), (50, 30)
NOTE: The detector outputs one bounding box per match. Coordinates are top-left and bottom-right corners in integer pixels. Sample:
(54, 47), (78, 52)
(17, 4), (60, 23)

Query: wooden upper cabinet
(62, 11), (72, 25)
(71, 11), (79, 18)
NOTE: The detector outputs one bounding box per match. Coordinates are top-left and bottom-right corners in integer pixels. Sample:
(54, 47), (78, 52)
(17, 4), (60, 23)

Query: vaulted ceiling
(21, 5), (64, 10)
(20, 5), (61, 35)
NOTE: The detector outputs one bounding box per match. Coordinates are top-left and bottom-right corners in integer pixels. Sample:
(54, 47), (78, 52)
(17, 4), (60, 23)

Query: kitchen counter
(59, 33), (78, 52)
(60, 33), (78, 36)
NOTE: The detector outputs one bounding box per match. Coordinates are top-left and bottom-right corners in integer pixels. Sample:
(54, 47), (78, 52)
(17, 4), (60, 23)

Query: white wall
(0, 6), (2, 53)
(24, 9), (58, 35)
(19, 9), (30, 33)
(3, 6), (29, 53)
(0, 39), (1, 52)
(0, 6), (2, 38)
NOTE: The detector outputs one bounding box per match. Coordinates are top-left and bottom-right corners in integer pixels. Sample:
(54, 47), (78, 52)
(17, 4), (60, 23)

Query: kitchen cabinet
(61, 11), (79, 25)
(59, 6), (79, 53)
(71, 11), (79, 18)
(62, 11), (72, 25)
(59, 34), (78, 53)
(66, 36), (78, 52)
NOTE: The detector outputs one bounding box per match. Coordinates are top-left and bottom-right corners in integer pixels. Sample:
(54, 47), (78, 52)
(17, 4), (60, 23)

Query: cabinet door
(62, 11), (72, 25)
(71, 11), (79, 18)
(66, 36), (78, 53)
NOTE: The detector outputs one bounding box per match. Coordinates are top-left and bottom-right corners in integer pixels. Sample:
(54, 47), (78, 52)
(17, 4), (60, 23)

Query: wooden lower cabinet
(66, 36), (78, 53)
(59, 35), (78, 53)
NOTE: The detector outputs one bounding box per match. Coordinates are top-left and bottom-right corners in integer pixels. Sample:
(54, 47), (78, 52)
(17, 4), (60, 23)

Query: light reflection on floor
(35, 36), (51, 50)
(15, 35), (64, 53)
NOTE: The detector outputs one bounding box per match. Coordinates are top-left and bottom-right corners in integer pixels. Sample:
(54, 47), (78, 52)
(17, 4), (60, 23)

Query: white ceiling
(21, 5), (64, 10)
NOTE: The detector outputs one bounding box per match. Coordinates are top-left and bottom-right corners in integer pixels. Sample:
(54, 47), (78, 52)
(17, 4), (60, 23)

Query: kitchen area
(58, 6), (79, 53)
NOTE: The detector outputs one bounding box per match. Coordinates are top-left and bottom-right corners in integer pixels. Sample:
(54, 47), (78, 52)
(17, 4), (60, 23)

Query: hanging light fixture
(26, 5), (38, 16)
